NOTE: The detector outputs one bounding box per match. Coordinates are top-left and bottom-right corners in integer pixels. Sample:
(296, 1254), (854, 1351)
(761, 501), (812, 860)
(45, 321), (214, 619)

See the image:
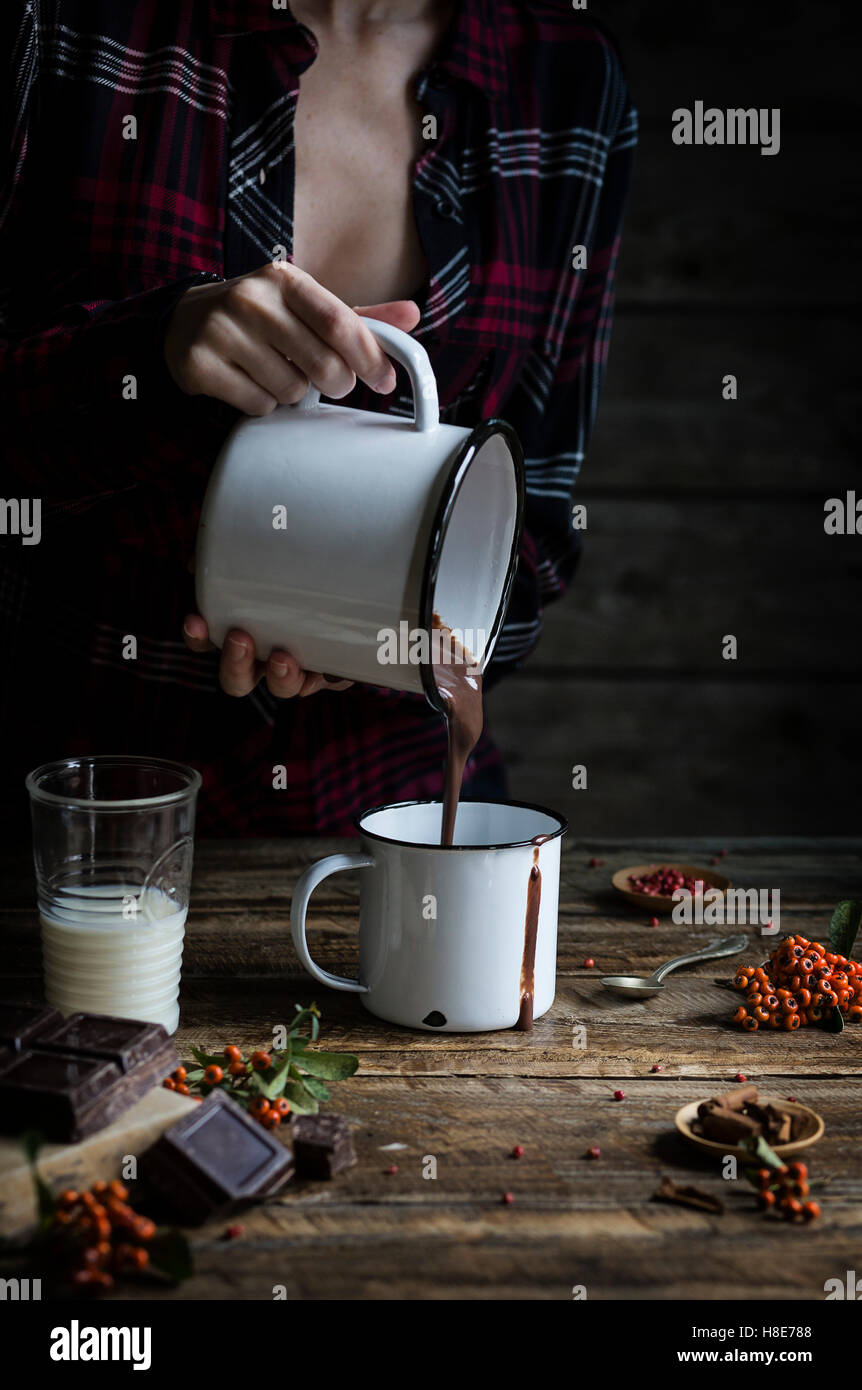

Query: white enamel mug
(195, 318), (524, 712)
(290, 800), (567, 1032)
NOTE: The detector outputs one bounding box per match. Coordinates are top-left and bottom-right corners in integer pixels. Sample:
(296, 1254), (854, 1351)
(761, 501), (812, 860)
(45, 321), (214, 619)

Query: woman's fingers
(353, 300), (422, 333)
(297, 671), (354, 697)
(264, 651), (306, 699)
(274, 266), (398, 394)
(183, 613), (215, 652)
(219, 630), (265, 697)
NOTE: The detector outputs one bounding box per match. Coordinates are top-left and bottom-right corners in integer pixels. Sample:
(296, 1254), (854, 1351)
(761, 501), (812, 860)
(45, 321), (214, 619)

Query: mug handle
(290, 852), (374, 993)
(294, 317), (440, 434)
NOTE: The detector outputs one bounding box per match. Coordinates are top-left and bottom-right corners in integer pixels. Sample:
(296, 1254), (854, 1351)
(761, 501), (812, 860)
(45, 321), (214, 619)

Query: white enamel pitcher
(195, 318), (524, 711)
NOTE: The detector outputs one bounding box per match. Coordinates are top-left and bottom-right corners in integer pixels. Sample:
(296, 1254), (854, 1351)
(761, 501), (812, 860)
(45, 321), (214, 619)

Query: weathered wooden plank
(583, 314), (858, 493)
(617, 130), (861, 306)
(105, 1076), (862, 1301)
(593, 0), (860, 127)
(516, 499), (862, 673)
(485, 678), (862, 837)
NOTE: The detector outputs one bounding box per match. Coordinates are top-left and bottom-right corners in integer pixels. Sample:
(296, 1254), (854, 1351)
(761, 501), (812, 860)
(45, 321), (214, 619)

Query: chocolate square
(0, 1049), (123, 1141)
(142, 1090), (294, 1224)
(291, 1113), (356, 1180)
(0, 1000), (178, 1142)
(0, 1001), (62, 1050)
(33, 1013), (171, 1073)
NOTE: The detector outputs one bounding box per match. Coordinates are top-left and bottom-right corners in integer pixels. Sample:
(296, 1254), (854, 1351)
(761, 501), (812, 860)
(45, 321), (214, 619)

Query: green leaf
(295, 1050), (359, 1081)
(148, 1230), (193, 1283)
(190, 1045), (229, 1068)
(300, 1076), (331, 1102)
(183, 1069), (205, 1085)
(20, 1131), (56, 1224)
(829, 901), (862, 959)
(258, 1055), (293, 1100)
(824, 1006), (845, 1033)
(281, 1080), (319, 1115)
(740, 1134), (784, 1170)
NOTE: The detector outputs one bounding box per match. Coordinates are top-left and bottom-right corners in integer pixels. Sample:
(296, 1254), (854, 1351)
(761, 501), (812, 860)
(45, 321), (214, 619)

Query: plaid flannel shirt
(1, 0), (636, 836)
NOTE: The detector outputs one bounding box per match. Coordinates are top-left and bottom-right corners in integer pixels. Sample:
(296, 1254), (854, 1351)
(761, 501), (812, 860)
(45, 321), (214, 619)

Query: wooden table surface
(3, 836), (861, 1301)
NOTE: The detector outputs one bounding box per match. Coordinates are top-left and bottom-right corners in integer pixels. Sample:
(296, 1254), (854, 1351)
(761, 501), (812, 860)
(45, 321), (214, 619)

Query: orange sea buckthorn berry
(755, 1168), (772, 1189)
(754, 1006), (770, 1023)
(163, 1077), (176, 1090)
(732, 1006), (748, 1024)
(782, 1197), (803, 1220)
(848, 1005), (862, 1022)
(263, 1110), (282, 1128)
(788, 1161), (808, 1180)
(173, 1066), (187, 1083)
(742, 1016), (759, 1031)
(783, 1013), (801, 1030)
(58, 1190), (79, 1209)
(271, 1097), (291, 1118)
(797, 988), (811, 1007)
(802, 1201), (820, 1222)
(780, 997), (798, 1013)
(203, 1064), (224, 1085)
(757, 1191), (776, 1210)
(228, 1059), (246, 1076)
(176, 1083), (190, 1095)
(747, 992), (764, 1006)
(251, 1050), (272, 1071)
(133, 1217), (156, 1242)
(224, 1045), (242, 1063)
(250, 1097), (271, 1119)
(108, 1180), (128, 1200)
(768, 1013), (781, 1028)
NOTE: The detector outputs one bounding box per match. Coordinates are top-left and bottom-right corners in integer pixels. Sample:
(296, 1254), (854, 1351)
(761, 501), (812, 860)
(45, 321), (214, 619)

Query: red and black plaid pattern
(0, 0), (636, 837)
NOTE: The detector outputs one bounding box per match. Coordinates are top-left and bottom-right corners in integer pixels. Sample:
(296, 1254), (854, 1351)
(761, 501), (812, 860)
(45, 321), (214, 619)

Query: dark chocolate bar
(0, 1001), (62, 1050)
(0, 1001), (177, 1142)
(142, 1090), (294, 1224)
(291, 1113), (356, 1180)
(33, 1013), (171, 1073)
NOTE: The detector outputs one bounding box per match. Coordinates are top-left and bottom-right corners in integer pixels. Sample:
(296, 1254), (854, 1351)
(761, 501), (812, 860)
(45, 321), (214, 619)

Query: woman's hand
(165, 259), (420, 415)
(173, 268), (420, 696)
(183, 617), (354, 699)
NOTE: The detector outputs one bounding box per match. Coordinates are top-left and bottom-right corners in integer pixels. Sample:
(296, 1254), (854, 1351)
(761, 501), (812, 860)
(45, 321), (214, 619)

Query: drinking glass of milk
(26, 756), (201, 1035)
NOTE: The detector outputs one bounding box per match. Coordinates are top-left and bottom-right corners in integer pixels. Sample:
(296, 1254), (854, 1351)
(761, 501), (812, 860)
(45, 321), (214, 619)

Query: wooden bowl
(612, 863), (732, 915)
(674, 1098), (824, 1161)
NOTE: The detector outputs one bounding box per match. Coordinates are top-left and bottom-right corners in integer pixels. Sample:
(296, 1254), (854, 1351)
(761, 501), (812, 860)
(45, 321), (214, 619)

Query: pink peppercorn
(512, 1145), (524, 1159)
(384, 1164), (399, 1175)
(650, 917), (659, 928)
(502, 1191), (515, 1205)
(584, 957), (595, 969)
(651, 1063), (662, 1073)
(586, 1146), (601, 1159)
(224, 1223), (244, 1241)
(735, 1073), (747, 1083)
(613, 1089), (625, 1101)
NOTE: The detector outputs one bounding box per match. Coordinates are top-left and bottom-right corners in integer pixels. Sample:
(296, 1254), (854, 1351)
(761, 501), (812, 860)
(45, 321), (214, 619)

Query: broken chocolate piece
(33, 1013), (171, 1074)
(291, 1112), (356, 1180)
(142, 1090), (294, 1223)
(0, 1006), (176, 1142)
(0, 1001), (62, 1051)
(653, 1176), (724, 1214)
(0, 1049), (123, 1142)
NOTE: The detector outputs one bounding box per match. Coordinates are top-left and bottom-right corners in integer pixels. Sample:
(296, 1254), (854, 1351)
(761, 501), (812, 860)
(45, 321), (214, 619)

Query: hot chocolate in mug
(290, 800), (567, 1032)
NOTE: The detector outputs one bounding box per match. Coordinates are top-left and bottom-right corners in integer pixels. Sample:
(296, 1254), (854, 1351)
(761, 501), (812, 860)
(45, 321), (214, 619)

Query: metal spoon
(599, 933), (749, 999)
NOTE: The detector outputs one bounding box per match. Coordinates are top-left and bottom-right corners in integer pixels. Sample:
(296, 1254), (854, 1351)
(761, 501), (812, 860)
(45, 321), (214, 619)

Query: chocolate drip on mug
(432, 614), (483, 847)
(517, 846), (542, 1031)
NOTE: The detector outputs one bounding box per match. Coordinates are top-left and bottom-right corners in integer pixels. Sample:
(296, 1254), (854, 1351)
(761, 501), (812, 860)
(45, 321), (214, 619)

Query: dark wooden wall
(486, 0), (862, 836)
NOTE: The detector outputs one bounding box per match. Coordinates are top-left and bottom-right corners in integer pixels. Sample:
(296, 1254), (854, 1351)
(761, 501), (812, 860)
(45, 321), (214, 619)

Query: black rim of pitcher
(418, 418), (525, 715)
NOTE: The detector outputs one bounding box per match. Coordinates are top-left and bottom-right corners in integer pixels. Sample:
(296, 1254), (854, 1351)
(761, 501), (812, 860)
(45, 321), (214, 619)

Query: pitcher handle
(294, 318), (439, 433)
